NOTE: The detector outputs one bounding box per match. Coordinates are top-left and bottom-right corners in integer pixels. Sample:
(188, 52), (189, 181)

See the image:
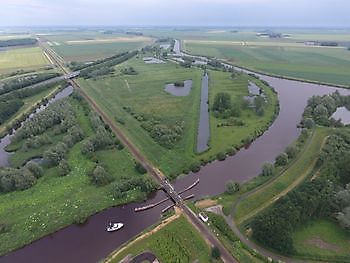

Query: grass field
(293, 219), (350, 261)
(234, 127), (329, 224)
(107, 215), (213, 263)
(184, 41), (350, 86)
(0, 97), (146, 256)
(44, 32), (154, 62)
(78, 55), (278, 176)
(0, 47), (50, 73)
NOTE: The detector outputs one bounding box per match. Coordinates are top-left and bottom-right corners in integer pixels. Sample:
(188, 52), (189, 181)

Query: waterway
(196, 73), (210, 153)
(1, 71), (350, 263)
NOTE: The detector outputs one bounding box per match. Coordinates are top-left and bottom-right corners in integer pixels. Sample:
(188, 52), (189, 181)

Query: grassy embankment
(234, 127), (330, 225)
(0, 47), (50, 74)
(105, 215), (215, 263)
(0, 96), (147, 256)
(79, 54), (278, 176)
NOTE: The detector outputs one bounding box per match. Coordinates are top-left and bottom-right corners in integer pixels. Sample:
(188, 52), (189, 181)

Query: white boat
(106, 222), (124, 232)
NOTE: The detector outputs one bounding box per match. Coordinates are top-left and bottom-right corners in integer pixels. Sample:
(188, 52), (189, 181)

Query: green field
(78, 54), (277, 176)
(234, 127), (329, 224)
(184, 41), (350, 86)
(107, 215), (213, 263)
(43, 31), (154, 62)
(293, 219), (350, 261)
(0, 47), (50, 73)
(0, 96), (149, 256)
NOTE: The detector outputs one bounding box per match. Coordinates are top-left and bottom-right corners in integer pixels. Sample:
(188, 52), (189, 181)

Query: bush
(217, 152), (226, 161)
(285, 145), (298, 159)
(189, 162), (201, 173)
(91, 165), (113, 186)
(135, 162), (147, 174)
(261, 163), (275, 177)
(275, 152), (289, 166)
(225, 180), (240, 194)
(25, 162), (43, 178)
(58, 159), (71, 176)
(211, 246), (221, 259)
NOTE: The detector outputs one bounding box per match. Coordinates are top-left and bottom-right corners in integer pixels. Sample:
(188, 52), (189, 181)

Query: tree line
(0, 38), (37, 48)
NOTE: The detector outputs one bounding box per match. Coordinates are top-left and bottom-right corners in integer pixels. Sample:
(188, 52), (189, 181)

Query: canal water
(1, 73), (350, 262)
(196, 73), (210, 153)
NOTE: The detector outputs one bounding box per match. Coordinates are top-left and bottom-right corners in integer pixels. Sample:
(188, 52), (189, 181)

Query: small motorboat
(106, 222), (124, 232)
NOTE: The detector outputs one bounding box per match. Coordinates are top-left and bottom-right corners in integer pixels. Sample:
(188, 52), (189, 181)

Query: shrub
(261, 163), (275, 177)
(217, 152), (226, 161)
(135, 162), (147, 174)
(91, 165), (113, 186)
(225, 180), (240, 194)
(275, 152), (289, 166)
(285, 145), (298, 159)
(211, 246), (221, 259)
(58, 159), (71, 176)
(25, 162), (43, 178)
(189, 162), (201, 173)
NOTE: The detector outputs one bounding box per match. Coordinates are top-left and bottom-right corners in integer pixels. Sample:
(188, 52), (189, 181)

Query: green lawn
(0, 47), (50, 73)
(107, 216), (213, 263)
(78, 55), (278, 176)
(0, 97), (146, 256)
(235, 127), (330, 224)
(293, 219), (350, 261)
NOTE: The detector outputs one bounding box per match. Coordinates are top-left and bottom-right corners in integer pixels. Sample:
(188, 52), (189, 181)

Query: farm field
(0, 47), (50, 73)
(142, 28), (350, 86)
(78, 54), (278, 176)
(0, 95), (153, 256)
(292, 219), (350, 261)
(234, 127), (329, 224)
(107, 215), (213, 263)
(42, 31), (154, 62)
(184, 41), (350, 86)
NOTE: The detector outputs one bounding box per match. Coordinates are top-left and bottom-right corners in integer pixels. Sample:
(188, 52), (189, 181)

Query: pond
(164, 80), (192, 96)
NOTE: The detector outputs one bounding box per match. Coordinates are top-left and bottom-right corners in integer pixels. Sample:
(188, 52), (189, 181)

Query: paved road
(39, 40), (238, 263)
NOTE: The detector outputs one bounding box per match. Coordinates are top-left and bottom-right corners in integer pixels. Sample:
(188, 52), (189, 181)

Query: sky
(0, 0), (349, 27)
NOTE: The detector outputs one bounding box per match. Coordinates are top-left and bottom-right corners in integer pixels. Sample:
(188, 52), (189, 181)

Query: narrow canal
(196, 72), (210, 153)
(1, 73), (350, 263)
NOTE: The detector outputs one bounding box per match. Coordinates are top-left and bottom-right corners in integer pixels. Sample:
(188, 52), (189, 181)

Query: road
(38, 39), (238, 263)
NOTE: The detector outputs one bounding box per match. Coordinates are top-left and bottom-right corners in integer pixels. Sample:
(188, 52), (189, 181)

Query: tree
(337, 207), (350, 230)
(262, 163), (275, 177)
(217, 152), (226, 161)
(304, 118), (315, 129)
(212, 93), (231, 113)
(91, 165), (112, 186)
(135, 162), (147, 174)
(58, 159), (71, 176)
(225, 180), (240, 194)
(275, 152), (289, 166)
(285, 145), (298, 159)
(25, 162), (43, 178)
(211, 246), (221, 259)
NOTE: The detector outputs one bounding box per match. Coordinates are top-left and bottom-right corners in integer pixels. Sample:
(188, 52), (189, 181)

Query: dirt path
(124, 79), (131, 92)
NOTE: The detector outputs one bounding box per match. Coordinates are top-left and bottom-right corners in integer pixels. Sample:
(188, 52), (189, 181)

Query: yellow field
(0, 47), (50, 72)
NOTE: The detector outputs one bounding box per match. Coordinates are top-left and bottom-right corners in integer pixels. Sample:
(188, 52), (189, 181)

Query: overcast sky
(0, 0), (349, 27)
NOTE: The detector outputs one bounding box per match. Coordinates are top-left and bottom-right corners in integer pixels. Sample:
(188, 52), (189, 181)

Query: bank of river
(1, 70), (350, 262)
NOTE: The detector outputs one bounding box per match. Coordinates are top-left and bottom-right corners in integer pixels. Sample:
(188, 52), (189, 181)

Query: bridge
(38, 38), (238, 263)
